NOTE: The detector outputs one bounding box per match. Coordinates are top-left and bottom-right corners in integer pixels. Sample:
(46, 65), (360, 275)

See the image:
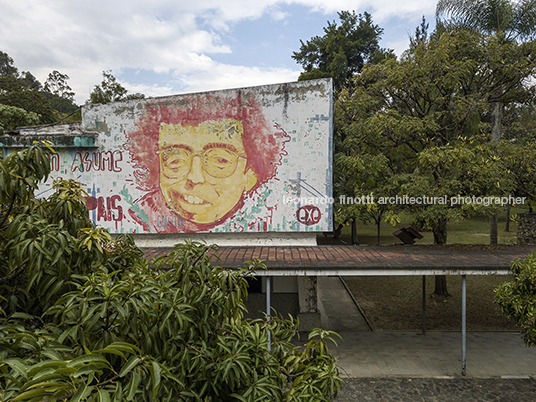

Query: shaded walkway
(317, 276), (373, 332)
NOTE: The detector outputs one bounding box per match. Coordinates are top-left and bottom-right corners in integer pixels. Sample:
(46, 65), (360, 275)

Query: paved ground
(326, 331), (536, 401)
(317, 276), (373, 331)
(331, 331), (536, 378)
(319, 274), (536, 401)
(334, 377), (536, 401)
(316, 274), (536, 400)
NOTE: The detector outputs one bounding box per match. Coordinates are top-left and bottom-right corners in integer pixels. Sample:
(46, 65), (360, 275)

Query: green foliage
(42, 244), (342, 400)
(41, 91), (80, 121)
(88, 71), (145, 105)
(292, 11), (393, 91)
(502, 102), (536, 142)
(19, 72), (42, 92)
(0, 51), (18, 77)
(495, 254), (536, 346)
(0, 146), (101, 317)
(0, 325), (171, 402)
(334, 28), (536, 244)
(0, 51), (79, 124)
(0, 104), (40, 133)
(436, 0), (536, 143)
(0, 144), (342, 401)
(0, 75), (56, 125)
(436, 0), (536, 40)
(489, 141), (536, 211)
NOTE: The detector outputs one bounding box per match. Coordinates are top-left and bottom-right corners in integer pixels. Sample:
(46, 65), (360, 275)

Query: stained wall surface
(41, 79), (333, 235)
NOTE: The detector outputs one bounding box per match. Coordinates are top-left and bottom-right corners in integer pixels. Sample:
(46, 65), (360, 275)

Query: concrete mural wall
(40, 79), (333, 235)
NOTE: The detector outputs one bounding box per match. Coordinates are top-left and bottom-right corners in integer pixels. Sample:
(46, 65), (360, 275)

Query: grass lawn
(344, 275), (518, 331)
(319, 207), (528, 246)
(322, 207), (532, 331)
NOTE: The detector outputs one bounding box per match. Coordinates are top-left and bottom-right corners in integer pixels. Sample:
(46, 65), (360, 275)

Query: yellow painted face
(158, 119), (258, 224)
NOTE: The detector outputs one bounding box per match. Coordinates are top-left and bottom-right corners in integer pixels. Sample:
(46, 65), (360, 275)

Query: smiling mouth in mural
(170, 187), (215, 208)
(182, 194), (209, 205)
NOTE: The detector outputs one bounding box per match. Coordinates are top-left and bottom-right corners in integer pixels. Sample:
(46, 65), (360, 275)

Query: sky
(0, 0), (438, 105)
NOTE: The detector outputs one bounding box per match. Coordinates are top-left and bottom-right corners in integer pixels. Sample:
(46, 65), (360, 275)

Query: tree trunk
(376, 218), (381, 246)
(432, 219), (450, 296)
(351, 219), (357, 245)
(333, 223), (343, 238)
(490, 214), (498, 245)
(432, 219), (447, 246)
(489, 101), (502, 244)
(434, 275), (449, 297)
(490, 102), (503, 143)
(505, 204), (511, 232)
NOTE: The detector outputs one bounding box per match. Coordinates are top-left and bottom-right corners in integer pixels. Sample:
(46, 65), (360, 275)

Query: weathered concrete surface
(0, 122), (97, 148)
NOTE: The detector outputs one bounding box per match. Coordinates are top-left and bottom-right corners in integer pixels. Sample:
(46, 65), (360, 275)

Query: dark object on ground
(393, 225), (424, 244)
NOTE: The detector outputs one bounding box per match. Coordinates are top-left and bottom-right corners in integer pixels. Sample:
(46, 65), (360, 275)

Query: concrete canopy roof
(142, 244), (536, 276)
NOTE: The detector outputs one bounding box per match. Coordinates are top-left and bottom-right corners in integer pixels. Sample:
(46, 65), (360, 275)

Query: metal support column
(266, 276), (272, 351)
(461, 274), (467, 376)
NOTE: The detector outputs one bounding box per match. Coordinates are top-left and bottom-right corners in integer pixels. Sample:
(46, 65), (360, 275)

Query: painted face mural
(157, 119), (258, 224)
(125, 91), (290, 233)
(63, 79), (333, 235)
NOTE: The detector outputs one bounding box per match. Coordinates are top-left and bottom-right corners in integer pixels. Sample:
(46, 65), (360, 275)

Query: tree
(44, 70), (75, 101)
(43, 70), (79, 118)
(0, 51), (18, 77)
(0, 104), (40, 132)
(0, 75), (56, 124)
(19, 71), (42, 91)
(409, 16), (430, 50)
(334, 152), (400, 245)
(491, 140), (536, 213)
(502, 101), (536, 142)
(437, 0), (536, 141)
(295, 10), (394, 241)
(88, 70), (145, 104)
(0, 144), (342, 400)
(292, 11), (393, 92)
(41, 91), (80, 119)
(337, 30), (492, 241)
(43, 70), (81, 121)
(0, 52), (79, 123)
(436, 0), (536, 243)
(436, 0), (536, 40)
(335, 29), (530, 295)
(495, 254), (536, 346)
(334, 93), (403, 245)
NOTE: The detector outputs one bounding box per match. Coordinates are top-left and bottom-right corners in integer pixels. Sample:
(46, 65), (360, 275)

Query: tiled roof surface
(142, 244), (536, 275)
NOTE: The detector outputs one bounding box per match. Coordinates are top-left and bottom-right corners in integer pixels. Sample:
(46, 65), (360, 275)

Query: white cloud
(290, 0), (437, 21)
(124, 82), (175, 99)
(0, 0), (438, 104)
(177, 62), (300, 94)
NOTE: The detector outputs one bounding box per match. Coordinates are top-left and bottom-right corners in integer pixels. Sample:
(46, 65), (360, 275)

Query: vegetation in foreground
(495, 254), (536, 346)
(0, 144), (342, 401)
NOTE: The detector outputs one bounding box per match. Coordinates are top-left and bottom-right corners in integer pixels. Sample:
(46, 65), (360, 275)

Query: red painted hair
(126, 91), (289, 194)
